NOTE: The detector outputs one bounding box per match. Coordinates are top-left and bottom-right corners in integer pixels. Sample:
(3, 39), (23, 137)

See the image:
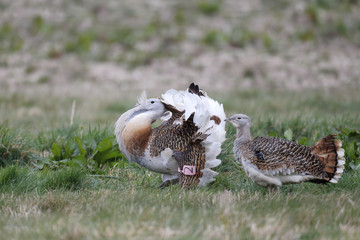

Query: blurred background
(0, 0), (359, 128)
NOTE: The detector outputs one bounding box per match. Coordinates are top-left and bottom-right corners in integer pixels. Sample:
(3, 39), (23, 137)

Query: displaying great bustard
(115, 83), (226, 187)
(225, 113), (346, 190)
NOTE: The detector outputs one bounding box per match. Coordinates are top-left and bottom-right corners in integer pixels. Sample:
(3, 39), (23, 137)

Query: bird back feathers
(241, 135), (346, 184)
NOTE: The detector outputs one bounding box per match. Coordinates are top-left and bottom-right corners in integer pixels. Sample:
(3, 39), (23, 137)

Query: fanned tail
(311, 134), (346, 183)
(162, 83), (226, 187)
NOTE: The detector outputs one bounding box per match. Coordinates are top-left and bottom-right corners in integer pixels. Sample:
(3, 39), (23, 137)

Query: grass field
(1, 165), (360, 239)
(1, 0), (360, 239)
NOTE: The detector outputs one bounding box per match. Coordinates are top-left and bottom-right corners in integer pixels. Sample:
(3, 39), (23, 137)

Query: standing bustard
(225, 114), (346, 190)
(115, 83), (226, 187)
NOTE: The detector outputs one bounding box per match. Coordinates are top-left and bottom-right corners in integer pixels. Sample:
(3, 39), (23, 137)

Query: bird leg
(159, 178), (179, 189)
(268, 185), (280, 193)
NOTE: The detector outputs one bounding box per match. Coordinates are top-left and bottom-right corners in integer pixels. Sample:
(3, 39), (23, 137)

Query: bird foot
(159, 178), (179, 189)
(268, 185), (280, 193)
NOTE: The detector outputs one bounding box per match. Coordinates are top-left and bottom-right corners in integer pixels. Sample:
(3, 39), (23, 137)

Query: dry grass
(1, 183), (360, 239)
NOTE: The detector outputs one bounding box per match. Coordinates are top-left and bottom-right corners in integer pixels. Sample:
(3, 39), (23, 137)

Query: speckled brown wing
(241, 136), (328, 179)
(149, 113), (206, 187)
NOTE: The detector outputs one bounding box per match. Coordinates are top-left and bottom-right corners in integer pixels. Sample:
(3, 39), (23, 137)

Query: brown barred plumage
(241, 136), (334, 179)
(150, 113), (206, 187)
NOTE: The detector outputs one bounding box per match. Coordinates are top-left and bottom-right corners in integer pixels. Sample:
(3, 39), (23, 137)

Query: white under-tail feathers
(330, 139), (346, 183)
(162, 87), (226, 187)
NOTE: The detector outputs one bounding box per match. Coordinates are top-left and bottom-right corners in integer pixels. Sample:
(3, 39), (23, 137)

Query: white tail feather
(137, 91), (147, 107)
(205, 159), (222, 169)
(337, 149), (345, 158)
(198, 169), (219, 187)
(330, 145), (346, 183)
(162, 87), (226, 186)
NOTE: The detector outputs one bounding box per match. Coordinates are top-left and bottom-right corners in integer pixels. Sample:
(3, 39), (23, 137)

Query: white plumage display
(115, 83), (226, 187)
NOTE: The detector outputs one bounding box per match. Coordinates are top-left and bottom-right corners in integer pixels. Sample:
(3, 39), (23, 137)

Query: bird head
(225, 114), (251, 128)
(145, 98), (165, 112)
(133, 92), (167, 120)
(135, 98), (166, 123)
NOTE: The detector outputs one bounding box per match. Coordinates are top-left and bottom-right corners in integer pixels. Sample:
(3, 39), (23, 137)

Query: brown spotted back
(241, 136), (328, 178)
(149, 113), (206, 187)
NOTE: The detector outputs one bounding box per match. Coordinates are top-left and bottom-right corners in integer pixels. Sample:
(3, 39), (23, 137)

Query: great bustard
(115, 83), (226, 187)
(225, 113), (346, 190)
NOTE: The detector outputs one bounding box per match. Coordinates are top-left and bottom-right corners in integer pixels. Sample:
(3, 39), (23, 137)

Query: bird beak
(225, 117), (230, 122)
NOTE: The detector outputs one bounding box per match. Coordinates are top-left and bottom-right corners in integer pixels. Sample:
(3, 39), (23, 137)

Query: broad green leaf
(95, 137), (113, 152)
(99, 151), (124, 163)
(298, 137), (308, 145)
(347, 142), (356, 160)
(74, 136), (86, 157)
(72, 158), (86, 168)
(42, 158), (57, 168)
(59, 159), (70, 164)
(32, 158), (53, 169)
(349, 162), (360, 170)
(63, 142), (74, 158)
(51, 142), (62, 160)
(92, 150), (106, 165)
(32, 162), (44, 169)
(268, 131), (277, 137)
(284, 128), (293, 141)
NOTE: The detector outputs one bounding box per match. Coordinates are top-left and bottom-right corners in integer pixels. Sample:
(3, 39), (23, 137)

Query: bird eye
(237, 117), (242, 119)
(150, 101), (155, 104)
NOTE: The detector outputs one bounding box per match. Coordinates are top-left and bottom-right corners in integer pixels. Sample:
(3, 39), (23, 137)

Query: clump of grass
(228, 27), (278, 52)
(39, 192), (71, 212)
(31, 15), (44, 33)
(293, 1), (359, 44)
(0, 22), (23, 52)
(42, 167), (86, 191)
(64, 32), (94, 54)
(202, 29), (228, 47)
(34, 123), (111, 152)
(0, 165), (37, 193)
(0, 164), (19, 185)
(0, 123), (32, 167)
(0, 165), (91, 194)
(37, 75), (51, 84)
(197, 0), (221, 16)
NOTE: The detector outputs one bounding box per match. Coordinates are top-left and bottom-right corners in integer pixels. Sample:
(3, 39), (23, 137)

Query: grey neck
(233, 126), (251, 160)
